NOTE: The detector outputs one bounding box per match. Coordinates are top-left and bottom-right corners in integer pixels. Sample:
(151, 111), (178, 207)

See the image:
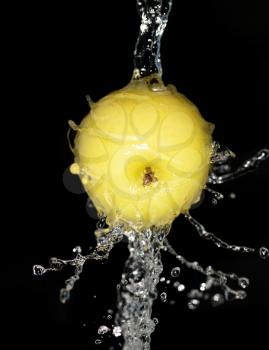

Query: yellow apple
(69, 77), (214, 230)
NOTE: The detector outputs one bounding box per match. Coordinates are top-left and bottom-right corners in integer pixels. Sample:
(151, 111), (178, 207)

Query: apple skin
(70, 78), (214, 230)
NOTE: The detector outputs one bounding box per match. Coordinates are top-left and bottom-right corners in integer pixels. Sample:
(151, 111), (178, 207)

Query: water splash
(33, 221), (123, 303)
(208, 147), (269, 185)
(115, 225), (170, 350)
(204, 186), (224, 205)
(184, 212), (256, 254)
(33, 146), (268, 346)
(211, 141), (236, 164)
(133, 0), (172, 79)
(164, 240), (251, 307)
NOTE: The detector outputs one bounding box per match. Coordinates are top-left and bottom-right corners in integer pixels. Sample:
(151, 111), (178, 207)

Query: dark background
(5, 0), (269, 349)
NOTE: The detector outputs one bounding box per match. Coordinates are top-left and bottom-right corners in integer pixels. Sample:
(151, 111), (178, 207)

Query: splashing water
(33, 1), (269, 349)
(164, 240), (250, 305)
(208, 143), (269, 185)
(133, 0), (172, 79)
(33, 223), (124, 303)
(184, 212), (255, 254)
(115, 226), (169, 349)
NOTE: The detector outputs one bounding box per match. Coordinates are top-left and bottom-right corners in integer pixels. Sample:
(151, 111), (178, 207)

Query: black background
(5, 1), (269, 349)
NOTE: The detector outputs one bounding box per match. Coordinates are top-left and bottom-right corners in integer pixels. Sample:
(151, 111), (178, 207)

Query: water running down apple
(33, 1), (268, 349)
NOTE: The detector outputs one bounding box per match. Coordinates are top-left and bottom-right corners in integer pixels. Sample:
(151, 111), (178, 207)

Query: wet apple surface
(70, 78), (214, 229)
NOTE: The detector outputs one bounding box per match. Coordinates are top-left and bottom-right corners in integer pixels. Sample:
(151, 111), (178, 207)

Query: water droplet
(160, 292), (167, 302)
(235, 291), (247, 300)
(166, 279), (171, 285)
(160, 277), (165, 282)
(199, 283), (206, 291)
(229, 192), (236, 199)
(211, 293), (224, 307)
(171, 267), (180, 277)
(177, 284), (185, 292)
(73, 246), (82, 254)
(107, 315), (112, 320)
(107, 309), (114, 314)
(212, 198), (218, 205)
(113, 326), (122, 337)
(98, 325), (110, 335)
(238, 277), (250, 289)
(153, 317), (159, 324)
(95, 339), (102, 345)
(259, 247), (269, 259)
(33, 265), (46, 276)
(60, 289), (70, 304)
(188, 299), (200, 310)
